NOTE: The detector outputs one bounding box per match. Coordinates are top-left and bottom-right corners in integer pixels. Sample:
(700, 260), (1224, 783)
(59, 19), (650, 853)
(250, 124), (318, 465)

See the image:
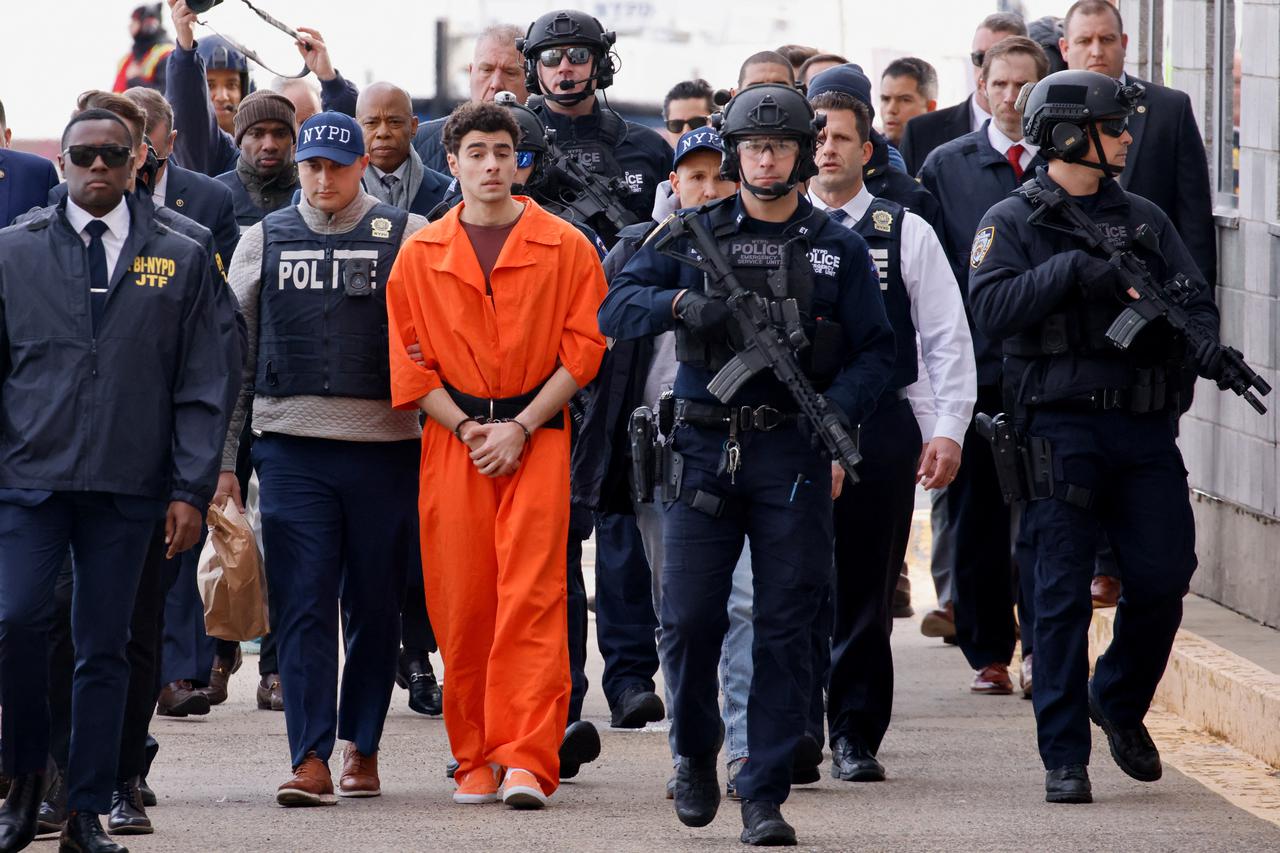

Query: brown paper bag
(197, 501), (270, 641)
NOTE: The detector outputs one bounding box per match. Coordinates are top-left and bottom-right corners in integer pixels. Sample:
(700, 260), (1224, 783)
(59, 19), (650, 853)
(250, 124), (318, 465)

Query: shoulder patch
(970, 226), (995, 269)
(871, 209), (894, 233)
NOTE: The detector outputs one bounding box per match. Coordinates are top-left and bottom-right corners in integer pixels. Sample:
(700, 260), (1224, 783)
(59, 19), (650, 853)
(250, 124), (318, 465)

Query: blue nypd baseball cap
(296, 111), (365, 165)
(673, 127), (726, 169)
(807, 64), (875, 119)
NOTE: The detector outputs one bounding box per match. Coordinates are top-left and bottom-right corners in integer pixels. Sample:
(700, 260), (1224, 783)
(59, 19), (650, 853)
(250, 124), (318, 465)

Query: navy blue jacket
(968, 169), (1218, 407)
(1119, 77), (1216, 287)
(865, 133), (942, 233)
(899, 96), (972, 178)
(0, 195), (240, 509)
(599, 195), (895, 426)
(570, 219), (657, 512)
(919, 124), (1047, 384)
(412, 116), (449, 174)
(0, 148), (59, 227)
(166, 42), (358, 178)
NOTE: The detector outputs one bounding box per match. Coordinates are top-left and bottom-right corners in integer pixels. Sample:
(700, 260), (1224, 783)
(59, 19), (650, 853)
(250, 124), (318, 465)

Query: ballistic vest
(851, 197), (918, 389)
(256, 202), (408, 399)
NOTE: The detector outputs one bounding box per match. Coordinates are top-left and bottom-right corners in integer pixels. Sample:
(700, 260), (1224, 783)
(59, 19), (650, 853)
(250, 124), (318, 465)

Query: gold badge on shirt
(871, 210), (894, 233)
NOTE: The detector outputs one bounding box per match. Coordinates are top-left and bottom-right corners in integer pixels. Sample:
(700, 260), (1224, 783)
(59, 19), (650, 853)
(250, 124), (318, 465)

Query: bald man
(357, 82), (452, 216)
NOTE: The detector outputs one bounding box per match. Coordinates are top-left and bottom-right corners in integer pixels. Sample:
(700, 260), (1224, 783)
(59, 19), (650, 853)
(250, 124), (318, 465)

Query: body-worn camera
(343, 258), (373, 297)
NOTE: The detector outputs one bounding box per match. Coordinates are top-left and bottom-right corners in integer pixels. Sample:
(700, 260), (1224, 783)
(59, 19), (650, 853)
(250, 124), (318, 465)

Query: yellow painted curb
(1089, 608), (1280, 770)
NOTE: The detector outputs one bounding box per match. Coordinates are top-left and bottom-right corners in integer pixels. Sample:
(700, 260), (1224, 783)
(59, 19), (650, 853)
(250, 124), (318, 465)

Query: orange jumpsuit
(386, 199), (607, 796)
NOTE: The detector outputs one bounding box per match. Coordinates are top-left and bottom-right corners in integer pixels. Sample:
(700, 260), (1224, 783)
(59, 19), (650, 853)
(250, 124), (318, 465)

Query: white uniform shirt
(810, 186), (977, 447)
(970, 96), (993, 134)
(65, 195), (131, 281)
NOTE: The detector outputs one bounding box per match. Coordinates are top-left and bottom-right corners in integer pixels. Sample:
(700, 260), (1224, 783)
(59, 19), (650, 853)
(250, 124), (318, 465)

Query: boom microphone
(557, 69), (607, 91)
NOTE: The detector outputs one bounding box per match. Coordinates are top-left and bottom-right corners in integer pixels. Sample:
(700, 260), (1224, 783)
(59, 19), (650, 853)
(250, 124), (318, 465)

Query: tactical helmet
(495, 91), (551, 194)
(1021, 69), (1143, 177)
(714, 83), (824, 199)
(517, 10), (617, 101)
(197, 34), (252, 98)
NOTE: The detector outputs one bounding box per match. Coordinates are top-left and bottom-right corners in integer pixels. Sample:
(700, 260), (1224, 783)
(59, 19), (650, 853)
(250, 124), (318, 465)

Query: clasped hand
(458, 420), (526, 478)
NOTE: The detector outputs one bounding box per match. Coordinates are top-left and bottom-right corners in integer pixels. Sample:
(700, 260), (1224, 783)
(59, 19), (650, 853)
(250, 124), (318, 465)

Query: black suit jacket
(899, 96), (973, 177)
(1119, 76), (1216, 287)
(162, 163), (239, 269)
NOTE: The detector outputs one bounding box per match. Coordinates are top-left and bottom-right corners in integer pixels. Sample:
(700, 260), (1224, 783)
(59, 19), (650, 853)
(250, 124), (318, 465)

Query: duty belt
(674, 400), (801, 432)
(1032, 384), (1171, 415)
(443, 381), (565, 429)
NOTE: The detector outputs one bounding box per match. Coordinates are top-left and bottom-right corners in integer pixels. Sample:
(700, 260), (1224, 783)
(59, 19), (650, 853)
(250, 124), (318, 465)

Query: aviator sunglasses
(63, 144), (133, 169)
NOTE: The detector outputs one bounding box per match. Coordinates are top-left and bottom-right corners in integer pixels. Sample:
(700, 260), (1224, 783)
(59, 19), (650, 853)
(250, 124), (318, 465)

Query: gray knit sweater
(221, 192), (427, 469)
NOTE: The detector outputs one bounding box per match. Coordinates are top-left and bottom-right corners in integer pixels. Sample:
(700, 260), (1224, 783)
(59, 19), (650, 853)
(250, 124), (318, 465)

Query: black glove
(675, 291), (732, 333)
(1189, 334), (1226, 381)
(1073, 251), (1122, 301)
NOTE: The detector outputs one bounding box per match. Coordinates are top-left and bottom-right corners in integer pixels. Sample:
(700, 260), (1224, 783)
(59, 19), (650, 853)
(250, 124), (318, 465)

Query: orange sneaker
(453, 764), (500, 804)
(500, 768), (547, 809)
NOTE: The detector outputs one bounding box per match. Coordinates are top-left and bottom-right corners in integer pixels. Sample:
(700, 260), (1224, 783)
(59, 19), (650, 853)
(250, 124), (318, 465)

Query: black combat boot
(1088, 682), (1162, 782)
(740, 800), (797, 846)
(1044, 764), (1092, 804)
(673, 753), (720, 828)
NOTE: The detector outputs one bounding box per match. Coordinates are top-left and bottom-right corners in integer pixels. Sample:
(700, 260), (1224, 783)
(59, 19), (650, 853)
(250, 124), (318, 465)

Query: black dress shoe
(0, 771), (45, 852)
(1045, 764), (1092, 804)
(740, 800), (797, 846)
(1088, 683), (1162, 782)
(135, 778), (155, 810)
(790, 733), (822, 785)
(37, 768), (68, 838)
(139, 737), (158, 808)
(673, 754), (719, 828)
(107, 780), (152, 835)
(830, 736), (885, 782)
(397, 650), (443, 717)
(558, 720), (601, 780)
(59, 811), (127, 853)
(609, 685), (665, 729)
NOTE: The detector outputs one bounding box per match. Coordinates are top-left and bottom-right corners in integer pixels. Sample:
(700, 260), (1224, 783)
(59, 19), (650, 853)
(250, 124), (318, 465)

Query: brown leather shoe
(256, 673), (284, 711)
(338, 743), (381, 798)
(1020, 655), (1033, 700)
(971, 663), (1014, 694)
(156, 680), (211, 717)
(920, 602), (956, 639)
(892, 566), (913, 618)
(276, 753), (337, 807)
(1091, 575), (1121, 608)
(203, 648), (242, 706)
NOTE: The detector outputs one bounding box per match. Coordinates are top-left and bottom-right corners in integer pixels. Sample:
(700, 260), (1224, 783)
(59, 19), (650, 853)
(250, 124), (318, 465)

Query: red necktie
(1006, 143), (1025, 179)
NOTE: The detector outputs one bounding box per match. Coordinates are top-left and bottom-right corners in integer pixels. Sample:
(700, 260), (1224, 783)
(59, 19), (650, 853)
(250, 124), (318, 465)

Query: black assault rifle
(543, 135), (639, 237)
(653, 210), (863, 479)
(1022, 177), (1271, 414)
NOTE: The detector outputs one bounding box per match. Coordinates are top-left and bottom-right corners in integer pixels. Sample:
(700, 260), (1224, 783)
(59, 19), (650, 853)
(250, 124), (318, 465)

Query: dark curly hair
(442, 101), (520, 156)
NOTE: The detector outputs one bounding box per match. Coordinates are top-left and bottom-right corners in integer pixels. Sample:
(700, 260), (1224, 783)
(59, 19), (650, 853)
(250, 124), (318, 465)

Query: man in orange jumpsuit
(386, 101), (607, 809)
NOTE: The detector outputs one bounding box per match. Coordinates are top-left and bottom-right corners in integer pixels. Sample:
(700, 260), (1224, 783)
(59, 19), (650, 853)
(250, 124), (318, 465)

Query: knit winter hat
(234, 91), (297, 145)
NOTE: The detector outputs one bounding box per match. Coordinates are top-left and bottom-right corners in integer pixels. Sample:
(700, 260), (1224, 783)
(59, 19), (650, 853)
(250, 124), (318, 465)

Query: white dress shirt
(970, 96), (993, 134)
(151, 166), (169, 210)
(65, 195), (131, 282)
(986, 120), (1039, 174)
(810, 186), (977, 447)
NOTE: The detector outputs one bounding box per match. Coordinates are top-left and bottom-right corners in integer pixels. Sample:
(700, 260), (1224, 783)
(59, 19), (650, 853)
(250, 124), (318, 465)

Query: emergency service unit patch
(871, 209), (894, 233)
(970, 226), (995, 269)
(371, 217), (393, 239)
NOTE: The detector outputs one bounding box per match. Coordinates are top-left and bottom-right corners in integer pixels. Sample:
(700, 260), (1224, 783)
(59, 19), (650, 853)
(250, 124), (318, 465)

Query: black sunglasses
(64, 144), (133, 169)
(970, 50), (986, 67)
(664, 116), (709, 134)
(538, 46), (594, 68)
(1097, 115), (1130, 138)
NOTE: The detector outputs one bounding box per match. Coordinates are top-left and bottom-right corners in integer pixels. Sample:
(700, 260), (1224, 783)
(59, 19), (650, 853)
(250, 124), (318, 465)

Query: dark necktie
(381, 174), (401, 192)
(85, 220), (110, 330)
(1006, 143), (1025, 180)
(827, 207), (849, 225)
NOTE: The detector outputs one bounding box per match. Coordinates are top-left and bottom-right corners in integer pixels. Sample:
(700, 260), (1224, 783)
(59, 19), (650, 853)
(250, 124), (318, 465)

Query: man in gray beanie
(213, 89), (299, 232)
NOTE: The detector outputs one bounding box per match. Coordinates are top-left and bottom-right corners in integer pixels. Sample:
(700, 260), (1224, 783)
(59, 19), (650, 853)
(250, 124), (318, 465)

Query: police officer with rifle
(968, 69), (1269, 806)
(600, 83), (894, 846)
(517, 9), (672, 246)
